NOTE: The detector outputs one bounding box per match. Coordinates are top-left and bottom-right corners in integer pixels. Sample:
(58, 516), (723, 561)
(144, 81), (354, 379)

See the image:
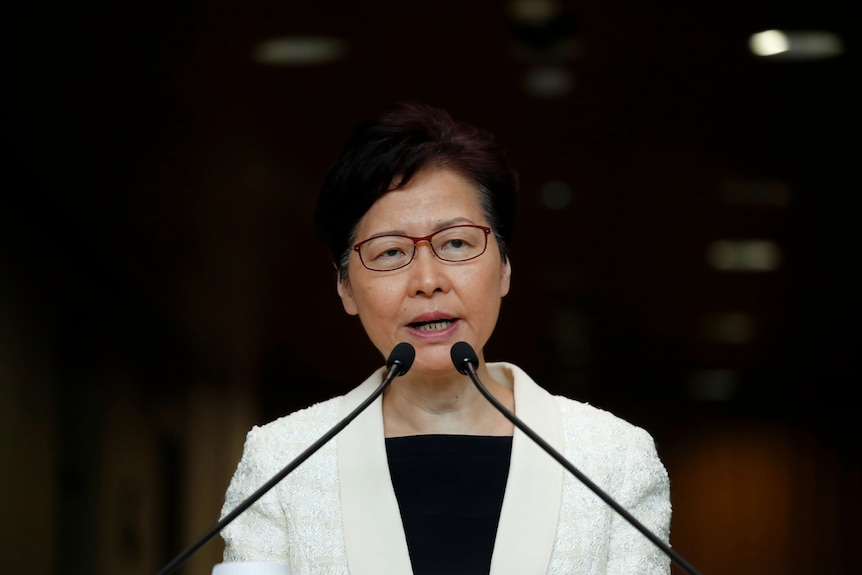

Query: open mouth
(409, 319), (456, 331)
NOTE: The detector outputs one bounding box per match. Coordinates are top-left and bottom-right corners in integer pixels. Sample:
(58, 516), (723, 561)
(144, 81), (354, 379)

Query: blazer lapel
(489, 363), (564, 575)
(338, 369), (413, 575)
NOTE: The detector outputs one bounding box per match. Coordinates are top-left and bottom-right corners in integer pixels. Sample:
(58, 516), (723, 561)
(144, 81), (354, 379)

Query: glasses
(353, 224), (492, 272)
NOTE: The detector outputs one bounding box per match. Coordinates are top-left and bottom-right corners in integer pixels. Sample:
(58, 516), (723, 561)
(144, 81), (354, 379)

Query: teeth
(416, 320), (453, 331)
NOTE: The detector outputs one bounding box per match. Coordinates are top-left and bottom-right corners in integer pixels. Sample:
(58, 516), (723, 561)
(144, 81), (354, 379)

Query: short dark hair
(314, 102), (518, 280)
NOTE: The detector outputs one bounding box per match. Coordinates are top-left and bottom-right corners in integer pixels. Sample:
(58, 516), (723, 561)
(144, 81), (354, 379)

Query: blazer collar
(338, 367), (412, 575)
(337, 363), (563, 575)
(488, 363), (564, 575)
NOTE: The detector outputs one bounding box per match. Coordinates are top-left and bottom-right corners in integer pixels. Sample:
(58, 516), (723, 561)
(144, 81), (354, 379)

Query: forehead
(358, 168), (487, 235)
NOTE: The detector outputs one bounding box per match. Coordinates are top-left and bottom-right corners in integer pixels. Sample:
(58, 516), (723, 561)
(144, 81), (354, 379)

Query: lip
(408, 311), (456, 324)
(405, 312), (461, 341)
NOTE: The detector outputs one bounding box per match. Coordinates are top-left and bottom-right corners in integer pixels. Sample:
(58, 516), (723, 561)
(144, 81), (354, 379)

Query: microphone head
(450, 341), (479, 375)
(386, 342), (415, 376)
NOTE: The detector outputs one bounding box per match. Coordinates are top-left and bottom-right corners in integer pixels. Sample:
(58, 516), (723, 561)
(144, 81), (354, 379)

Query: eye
(368, 243), (407, 261)
(360, 236), (413, 268)
(378, 247), (406, 259)
(433, 226), (485, 260)
(441, 237), (471, 250)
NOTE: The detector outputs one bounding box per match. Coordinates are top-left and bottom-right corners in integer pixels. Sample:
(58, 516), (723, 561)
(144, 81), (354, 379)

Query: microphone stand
(155, 351), (411, 575)
(459, 359), (703, 575)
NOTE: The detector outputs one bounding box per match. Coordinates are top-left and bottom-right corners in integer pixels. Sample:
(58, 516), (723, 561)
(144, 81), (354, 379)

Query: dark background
(2, 1), (858, 574)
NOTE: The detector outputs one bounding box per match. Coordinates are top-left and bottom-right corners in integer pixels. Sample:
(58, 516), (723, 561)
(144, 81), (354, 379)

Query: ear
(336, 276), (359, 316)
(500, 258), (512, 298)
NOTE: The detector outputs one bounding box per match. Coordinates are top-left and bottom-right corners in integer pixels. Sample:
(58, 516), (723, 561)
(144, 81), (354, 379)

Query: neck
(382, 364), (514, 438)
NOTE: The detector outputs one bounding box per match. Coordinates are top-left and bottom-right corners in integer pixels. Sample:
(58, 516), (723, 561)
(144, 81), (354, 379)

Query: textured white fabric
(220, 363), (672, 575)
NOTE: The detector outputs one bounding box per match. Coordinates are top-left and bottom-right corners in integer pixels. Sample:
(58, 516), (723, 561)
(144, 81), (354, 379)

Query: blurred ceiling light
(523, 65), (573, 98)
(707, 239), (782, 272)
(507, 0), (579, 101)
(507, 0), (563, 24)
(252, 36), (348, 66)
(749, 29), (844, 60)
(540, 180), (573, 209)
(699, 312), (756, 344)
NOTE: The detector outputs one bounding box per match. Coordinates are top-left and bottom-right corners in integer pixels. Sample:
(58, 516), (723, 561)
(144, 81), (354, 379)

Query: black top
(385, 434), (513, 575)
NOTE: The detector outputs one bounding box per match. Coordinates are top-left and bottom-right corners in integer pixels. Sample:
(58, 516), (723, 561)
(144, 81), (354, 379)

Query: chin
(412, 358), (453, 374)
(409, 346), (460, 377)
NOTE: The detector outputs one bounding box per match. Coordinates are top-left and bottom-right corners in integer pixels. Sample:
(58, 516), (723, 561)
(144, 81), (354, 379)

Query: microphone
(449, 341), (703, 575)
(156, 342), (416, 575)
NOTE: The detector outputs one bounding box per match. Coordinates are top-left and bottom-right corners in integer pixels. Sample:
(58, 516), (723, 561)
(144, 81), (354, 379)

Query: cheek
(475, 263), (508, 291)
(456, 267), (505, 309)
(353, 280), (402, 318)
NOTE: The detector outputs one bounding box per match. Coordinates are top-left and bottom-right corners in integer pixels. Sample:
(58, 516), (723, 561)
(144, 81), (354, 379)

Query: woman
(220, 103), (671, 574)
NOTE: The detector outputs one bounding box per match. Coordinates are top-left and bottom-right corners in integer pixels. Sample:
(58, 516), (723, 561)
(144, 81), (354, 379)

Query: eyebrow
(369, 217), (478, 238)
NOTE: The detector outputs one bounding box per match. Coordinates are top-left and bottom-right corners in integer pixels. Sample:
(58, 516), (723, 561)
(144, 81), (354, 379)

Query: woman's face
(337, 167), (511, 377)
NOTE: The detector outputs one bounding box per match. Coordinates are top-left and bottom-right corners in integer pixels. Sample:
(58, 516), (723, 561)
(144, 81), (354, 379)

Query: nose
(409, 240), (450, 296)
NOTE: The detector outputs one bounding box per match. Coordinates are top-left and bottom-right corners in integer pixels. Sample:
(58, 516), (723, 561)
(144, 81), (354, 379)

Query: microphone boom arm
(461, 360), (703, 575)
(155, 360), (407, 575)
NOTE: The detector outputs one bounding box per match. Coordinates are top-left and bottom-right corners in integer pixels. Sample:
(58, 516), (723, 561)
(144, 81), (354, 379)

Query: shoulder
(551, 394), (668, 500)
(552, 395), (660, 465)
(554, 395), (650, 439)
(496, 361), (658, 452)
(238, 395), (344, 470)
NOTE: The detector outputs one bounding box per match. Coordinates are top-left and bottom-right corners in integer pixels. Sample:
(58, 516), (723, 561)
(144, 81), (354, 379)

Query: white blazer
(221, 363), (671, 575)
